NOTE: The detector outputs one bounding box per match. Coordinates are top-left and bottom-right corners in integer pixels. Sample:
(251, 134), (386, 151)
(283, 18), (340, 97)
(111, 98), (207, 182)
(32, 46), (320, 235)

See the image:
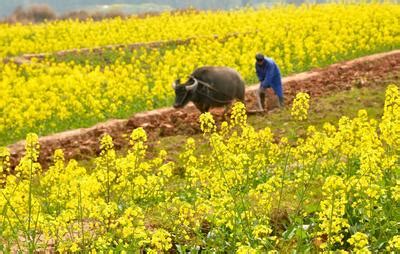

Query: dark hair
(255, 53), (264, 61)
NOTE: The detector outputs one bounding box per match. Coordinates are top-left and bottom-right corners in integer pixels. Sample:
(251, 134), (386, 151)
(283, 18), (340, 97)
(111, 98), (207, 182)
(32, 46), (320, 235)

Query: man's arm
(256, 64), (264, 82)
(261, 62), (277, 88)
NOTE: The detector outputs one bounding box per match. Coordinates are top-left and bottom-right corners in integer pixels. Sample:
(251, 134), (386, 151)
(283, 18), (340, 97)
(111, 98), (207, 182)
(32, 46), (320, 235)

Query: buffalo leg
(194, 103), (208, 113)
(197, 103), (210, 113)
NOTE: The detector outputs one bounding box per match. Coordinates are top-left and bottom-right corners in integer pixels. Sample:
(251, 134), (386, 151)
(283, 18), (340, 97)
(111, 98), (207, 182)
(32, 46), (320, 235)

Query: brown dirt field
(6, 50), (400, 169)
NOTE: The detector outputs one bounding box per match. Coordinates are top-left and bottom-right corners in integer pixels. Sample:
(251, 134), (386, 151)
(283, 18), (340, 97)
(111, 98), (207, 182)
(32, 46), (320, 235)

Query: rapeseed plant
(1, 85), (399, 252)
(316, 176), (349, 250)
(291, 92), (310, 121)
(348, 232), (370, 253)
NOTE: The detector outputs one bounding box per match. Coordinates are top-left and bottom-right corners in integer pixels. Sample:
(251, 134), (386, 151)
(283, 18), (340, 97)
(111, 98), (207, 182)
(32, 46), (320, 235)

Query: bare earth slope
(6, 50), (400, 169)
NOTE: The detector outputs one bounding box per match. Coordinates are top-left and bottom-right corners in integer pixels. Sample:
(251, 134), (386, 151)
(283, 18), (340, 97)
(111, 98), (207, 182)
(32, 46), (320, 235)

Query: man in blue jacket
(255, 53), (284, 110)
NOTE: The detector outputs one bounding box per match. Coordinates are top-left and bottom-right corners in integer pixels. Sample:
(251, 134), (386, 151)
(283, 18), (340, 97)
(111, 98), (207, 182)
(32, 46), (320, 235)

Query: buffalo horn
(185, 78), (198, 91)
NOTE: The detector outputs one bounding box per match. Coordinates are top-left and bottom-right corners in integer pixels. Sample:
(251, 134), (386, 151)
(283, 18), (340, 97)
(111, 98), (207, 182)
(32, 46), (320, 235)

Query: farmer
(255, 53), (284, 110)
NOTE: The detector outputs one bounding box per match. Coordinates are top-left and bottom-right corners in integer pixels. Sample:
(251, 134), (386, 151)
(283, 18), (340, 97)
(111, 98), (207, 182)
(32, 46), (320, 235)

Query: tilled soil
(6, 50), (400, 169)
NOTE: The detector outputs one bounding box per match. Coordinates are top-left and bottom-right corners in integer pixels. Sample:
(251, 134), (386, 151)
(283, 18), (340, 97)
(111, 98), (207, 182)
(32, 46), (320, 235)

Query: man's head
(255, 53), (265, 65)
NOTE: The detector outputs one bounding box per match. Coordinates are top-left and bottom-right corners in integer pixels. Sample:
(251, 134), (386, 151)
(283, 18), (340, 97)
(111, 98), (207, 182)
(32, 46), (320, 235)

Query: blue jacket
(256, 57), (283, 98)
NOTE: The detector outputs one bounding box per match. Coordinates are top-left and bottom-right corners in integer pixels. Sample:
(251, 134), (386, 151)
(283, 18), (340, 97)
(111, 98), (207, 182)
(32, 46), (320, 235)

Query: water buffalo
(172, 66), (245, 113)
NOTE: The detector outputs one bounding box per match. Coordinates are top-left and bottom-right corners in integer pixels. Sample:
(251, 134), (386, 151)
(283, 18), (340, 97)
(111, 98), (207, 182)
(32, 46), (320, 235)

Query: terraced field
(1, 3), (399, 146)
(1, 3), (400, 253)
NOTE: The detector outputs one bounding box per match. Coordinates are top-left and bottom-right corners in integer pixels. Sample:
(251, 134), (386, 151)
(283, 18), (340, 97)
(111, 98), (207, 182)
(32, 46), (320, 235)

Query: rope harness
(176, 89), (190, 107)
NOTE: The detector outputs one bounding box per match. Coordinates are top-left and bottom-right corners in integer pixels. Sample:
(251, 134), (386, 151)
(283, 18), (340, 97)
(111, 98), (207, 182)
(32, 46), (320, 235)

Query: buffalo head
(172, 77), (198, 108)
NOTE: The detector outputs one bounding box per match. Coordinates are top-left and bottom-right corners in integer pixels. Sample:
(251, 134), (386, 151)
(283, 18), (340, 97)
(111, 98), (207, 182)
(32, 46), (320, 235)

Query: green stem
(277, 146), (291, 213)
(78, 184), (85, 252)
(327, 192), (336, 251)
(106, 151), (110, 204)
(296, 158), (318, 214)
(28, 139), (35, 253)
(2, 204), (23, 252)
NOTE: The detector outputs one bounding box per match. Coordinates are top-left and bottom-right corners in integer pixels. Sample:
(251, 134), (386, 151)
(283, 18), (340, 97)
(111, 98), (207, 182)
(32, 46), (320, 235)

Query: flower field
(1, 3), (400, 145)
(1, 2), (400, 252)
(2, 3), (396, 58)
(1, 84), (399, 252)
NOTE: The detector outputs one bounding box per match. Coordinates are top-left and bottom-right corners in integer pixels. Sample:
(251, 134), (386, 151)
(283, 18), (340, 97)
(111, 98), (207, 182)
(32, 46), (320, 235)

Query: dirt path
(3, 32), (253, 64)
(6, 50), (400, 169)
